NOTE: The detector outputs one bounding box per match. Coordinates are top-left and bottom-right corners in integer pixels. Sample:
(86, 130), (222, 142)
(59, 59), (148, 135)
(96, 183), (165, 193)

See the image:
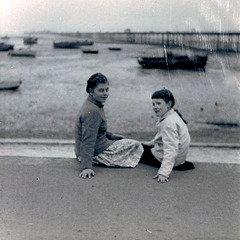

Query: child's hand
(153, 174), (169, 183)
(79, 169), (95, 179)
(113, 134), (126, 140)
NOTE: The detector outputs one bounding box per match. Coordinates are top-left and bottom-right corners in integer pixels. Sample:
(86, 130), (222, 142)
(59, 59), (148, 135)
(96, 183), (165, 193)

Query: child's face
(152, 98), (171, 118)
(90, 82), (109, 104)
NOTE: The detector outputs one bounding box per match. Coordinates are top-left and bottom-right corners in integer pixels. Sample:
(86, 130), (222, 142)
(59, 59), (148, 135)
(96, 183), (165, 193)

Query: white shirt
(151, 109), (191, 177)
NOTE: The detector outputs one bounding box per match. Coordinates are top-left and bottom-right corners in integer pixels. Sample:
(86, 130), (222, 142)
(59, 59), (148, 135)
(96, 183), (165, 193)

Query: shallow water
(0, 34), (240, 137)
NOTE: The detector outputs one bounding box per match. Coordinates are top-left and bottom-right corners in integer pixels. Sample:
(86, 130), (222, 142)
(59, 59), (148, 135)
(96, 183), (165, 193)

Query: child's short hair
(152, 89), (175, 108)
(86, 73), (108, 93)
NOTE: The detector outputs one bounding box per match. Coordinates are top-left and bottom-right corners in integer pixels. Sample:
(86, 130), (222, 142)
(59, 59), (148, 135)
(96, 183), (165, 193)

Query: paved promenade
(0, 138), (239, 164)
(0, 139), (239, 240)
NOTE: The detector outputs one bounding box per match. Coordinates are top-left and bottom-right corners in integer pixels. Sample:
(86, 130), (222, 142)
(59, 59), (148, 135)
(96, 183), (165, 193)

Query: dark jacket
(74, 96), (115, 170)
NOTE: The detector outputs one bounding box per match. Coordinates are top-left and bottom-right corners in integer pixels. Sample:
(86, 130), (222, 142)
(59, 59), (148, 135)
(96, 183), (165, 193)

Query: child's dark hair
(86, 73), (108, 93)
(152, 89), (188, 124)
(152, 89), (175, 108)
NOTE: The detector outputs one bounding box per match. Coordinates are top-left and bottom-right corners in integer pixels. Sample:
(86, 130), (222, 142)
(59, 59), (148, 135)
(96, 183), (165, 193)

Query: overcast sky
(1, 0), (239, 35)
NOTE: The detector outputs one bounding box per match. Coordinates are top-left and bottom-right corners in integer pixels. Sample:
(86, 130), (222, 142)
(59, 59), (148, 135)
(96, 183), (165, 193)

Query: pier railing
(62, 31), (240, 53)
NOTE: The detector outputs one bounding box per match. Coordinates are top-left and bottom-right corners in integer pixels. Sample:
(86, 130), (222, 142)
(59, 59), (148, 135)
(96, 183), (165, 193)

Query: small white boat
(0, 80), (22, 91)
(8, 49), (36, 58)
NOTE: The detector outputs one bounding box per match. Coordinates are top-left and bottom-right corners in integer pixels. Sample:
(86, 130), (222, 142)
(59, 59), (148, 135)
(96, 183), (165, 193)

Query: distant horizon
(2, 29), (240, 38)
(1, 0), (239, 36)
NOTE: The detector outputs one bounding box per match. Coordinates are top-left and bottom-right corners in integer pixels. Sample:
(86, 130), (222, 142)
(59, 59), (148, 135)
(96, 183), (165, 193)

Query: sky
(0, 0), (240, 35)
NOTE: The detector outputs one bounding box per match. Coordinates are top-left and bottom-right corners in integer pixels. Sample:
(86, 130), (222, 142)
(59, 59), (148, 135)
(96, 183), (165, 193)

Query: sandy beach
(1, 35), (240, 146)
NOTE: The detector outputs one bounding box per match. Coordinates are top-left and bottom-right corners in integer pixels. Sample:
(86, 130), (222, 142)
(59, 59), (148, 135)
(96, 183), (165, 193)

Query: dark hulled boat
(1, 36), (10, 40)
(108, 47), (122, 51)
(0, 42), (14, 51)
(82, 49), (99, 54)
(53, 40), (94, 49)
(8, 49), (36, 57)
(138, 52), (208, 70)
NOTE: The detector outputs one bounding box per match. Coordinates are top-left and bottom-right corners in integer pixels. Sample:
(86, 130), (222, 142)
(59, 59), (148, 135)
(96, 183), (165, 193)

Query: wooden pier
(62, 31), (240, 53)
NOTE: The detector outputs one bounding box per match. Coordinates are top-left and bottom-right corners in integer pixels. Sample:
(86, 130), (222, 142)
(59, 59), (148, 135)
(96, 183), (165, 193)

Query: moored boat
(0, 42), (14, 51)
(1, 36), (10, 40)
(23, 37), (38, 45)
(108, 47), (122, 51)
(0, 80), (22, 91)
(53, 40), (94, 49)
(82, 49), (99, 54)
(76, 40), (94, 46)
(8, 49), (36, 57)
(138, 52), (208, 70)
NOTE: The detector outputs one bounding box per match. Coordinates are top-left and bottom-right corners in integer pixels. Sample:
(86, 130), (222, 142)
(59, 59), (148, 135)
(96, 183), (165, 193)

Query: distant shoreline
(45, 31), (240, 53)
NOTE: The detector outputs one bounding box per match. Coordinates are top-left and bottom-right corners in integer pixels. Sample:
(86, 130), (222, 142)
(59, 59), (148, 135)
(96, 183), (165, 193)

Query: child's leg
(93, 139), (143, 168)
(173, 161), (195, 171)
(139, 145), (161, 168)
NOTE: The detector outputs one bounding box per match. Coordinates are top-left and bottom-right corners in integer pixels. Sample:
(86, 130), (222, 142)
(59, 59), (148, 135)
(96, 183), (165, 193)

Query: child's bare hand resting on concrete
(79, 169), (95, 179)
(153, 174), (169, 183)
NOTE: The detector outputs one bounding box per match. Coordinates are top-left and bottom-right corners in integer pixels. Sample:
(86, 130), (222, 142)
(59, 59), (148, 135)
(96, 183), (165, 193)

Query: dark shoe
(173, 161), (195, 171)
